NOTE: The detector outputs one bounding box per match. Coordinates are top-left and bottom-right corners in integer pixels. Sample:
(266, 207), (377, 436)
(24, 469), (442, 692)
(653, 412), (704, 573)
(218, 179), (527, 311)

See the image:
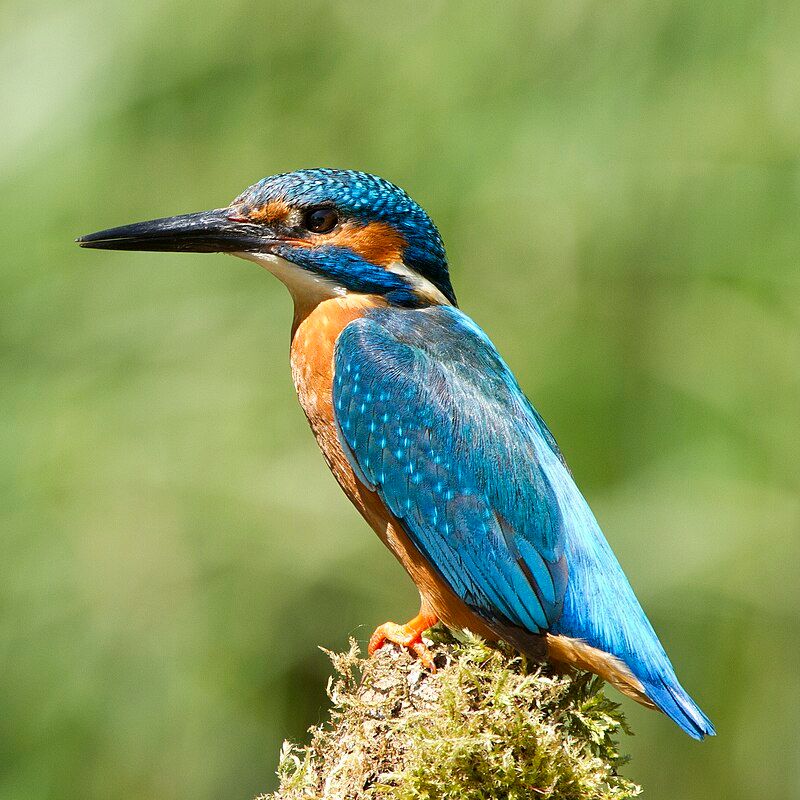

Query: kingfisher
(77, 168), (714, 739)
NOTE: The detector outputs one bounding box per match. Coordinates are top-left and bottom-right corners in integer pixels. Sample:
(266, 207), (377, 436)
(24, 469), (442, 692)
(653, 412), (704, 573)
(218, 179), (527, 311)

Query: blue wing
(334, 305), (569, 637)
(333, 304), (714, 739)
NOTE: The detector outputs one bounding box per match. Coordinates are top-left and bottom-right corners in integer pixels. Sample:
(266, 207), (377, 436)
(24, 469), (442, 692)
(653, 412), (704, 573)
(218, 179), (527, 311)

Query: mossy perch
(262, 631), (641, 800)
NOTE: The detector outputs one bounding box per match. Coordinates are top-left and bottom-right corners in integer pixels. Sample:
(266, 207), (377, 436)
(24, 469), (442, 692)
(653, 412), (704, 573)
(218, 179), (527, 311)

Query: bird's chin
(234, 251), (345, 308)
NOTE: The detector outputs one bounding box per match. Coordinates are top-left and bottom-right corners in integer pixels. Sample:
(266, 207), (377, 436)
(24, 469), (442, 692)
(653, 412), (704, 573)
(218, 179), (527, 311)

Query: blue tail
(639, 675), (716, 739)
(543, 449), (715, 738)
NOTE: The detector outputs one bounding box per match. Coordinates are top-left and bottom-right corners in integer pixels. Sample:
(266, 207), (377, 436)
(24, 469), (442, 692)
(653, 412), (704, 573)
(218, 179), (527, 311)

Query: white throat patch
(234, 251), (346, 313)
(234, 251), (452, 311)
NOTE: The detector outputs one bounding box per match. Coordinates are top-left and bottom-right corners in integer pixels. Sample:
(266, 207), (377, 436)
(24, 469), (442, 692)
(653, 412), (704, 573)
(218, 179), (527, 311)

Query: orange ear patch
(325, 221), (407, 267)
(248, 199), (291, 224)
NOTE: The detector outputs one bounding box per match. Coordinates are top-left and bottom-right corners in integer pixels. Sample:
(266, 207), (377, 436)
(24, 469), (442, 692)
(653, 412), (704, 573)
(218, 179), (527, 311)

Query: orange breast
(289, 294), (497, 638)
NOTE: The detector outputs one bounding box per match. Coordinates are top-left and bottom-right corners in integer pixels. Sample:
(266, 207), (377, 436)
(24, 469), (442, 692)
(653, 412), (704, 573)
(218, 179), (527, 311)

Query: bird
(77, 168), (714, 739)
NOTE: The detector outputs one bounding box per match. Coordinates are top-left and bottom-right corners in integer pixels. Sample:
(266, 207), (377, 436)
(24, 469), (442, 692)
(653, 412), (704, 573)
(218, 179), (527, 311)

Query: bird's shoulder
(336, 304), (564, 462)
(339, 304), (509, 374)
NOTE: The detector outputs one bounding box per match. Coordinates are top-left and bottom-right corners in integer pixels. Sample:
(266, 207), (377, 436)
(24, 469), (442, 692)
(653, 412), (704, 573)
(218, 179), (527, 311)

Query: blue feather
(273, 244), (423, 307)
(332, 303), (714, 738)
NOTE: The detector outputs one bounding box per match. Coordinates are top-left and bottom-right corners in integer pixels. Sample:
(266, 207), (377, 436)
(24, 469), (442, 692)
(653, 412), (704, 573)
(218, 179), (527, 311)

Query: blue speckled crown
(236, 169), (456, 305)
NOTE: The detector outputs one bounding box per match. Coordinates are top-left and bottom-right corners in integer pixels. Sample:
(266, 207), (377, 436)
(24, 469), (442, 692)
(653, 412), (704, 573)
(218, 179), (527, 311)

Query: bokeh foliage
(1, 2), (798, 799)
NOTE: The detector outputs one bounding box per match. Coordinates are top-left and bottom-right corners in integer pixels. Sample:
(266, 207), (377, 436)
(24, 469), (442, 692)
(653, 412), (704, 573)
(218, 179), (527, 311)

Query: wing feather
(333, 305), (566, 634)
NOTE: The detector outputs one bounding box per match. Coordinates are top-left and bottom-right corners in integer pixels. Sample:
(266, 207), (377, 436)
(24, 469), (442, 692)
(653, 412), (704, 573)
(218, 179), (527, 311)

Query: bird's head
(77, 169), (456, 308)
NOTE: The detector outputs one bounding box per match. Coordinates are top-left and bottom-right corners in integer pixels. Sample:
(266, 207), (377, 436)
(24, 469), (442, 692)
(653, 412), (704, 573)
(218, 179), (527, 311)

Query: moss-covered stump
(263, 632), (640, 800)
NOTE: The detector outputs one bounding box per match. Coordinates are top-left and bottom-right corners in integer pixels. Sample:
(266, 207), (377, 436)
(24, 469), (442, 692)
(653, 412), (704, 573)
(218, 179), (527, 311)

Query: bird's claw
(368, 621), (436, 671)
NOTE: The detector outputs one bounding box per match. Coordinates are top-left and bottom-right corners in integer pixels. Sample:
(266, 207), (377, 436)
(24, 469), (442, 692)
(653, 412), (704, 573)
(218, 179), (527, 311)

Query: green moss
(263, 631), (640, 799)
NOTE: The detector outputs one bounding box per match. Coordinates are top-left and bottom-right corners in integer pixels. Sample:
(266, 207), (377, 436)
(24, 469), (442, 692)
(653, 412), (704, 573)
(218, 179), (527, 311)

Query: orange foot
(368, 609), (439, 671)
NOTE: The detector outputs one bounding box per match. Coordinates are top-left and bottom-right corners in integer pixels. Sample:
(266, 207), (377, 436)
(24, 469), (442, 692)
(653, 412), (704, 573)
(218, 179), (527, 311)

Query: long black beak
(76, 209), (275, 253)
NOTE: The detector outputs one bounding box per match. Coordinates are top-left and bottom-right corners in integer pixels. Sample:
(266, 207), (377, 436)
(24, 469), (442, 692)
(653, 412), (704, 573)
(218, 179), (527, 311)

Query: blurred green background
(2, 1), (798, 798)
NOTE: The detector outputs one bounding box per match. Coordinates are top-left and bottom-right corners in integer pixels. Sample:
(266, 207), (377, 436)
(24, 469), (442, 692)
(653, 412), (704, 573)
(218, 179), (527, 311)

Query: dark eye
(303, 207), (338, 234)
